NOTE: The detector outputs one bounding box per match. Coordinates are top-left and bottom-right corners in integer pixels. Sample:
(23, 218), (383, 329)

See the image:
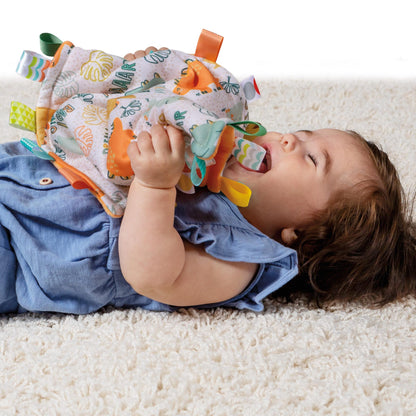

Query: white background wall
(1, 0), (415, 79)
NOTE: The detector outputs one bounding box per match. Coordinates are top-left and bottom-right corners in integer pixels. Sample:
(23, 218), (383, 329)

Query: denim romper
(0, 142), (298, 314)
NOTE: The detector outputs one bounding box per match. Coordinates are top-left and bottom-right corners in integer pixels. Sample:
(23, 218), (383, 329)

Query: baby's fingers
(132, 48), (154, 59)
(147, 125), (172, 155)
(166, 126), (185, 157)
(124, 47), (167, 61)
(127, 139), (140, 159)
(136, 131), (155, 154)
(123, 53), (135, 61)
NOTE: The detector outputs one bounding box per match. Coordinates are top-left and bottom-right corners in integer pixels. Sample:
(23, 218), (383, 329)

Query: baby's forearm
(119, 180), (185, 292)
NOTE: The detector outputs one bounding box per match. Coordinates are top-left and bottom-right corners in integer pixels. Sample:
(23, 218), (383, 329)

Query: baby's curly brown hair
(275, 131), (416, 306)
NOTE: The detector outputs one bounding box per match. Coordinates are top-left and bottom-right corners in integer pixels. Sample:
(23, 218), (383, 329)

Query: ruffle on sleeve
(175, 217), (296, 264)
(174, 190), (297, 264)
(192, 255), (297, 312)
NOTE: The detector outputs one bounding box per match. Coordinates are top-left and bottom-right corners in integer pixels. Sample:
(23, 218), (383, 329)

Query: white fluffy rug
(1, 77), (415, 415)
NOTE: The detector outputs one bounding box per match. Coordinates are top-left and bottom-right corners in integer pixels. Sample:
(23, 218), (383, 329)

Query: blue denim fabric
(0, 142), (297, 314)
(0, 142), (172, 314)
(0, 142), (114, 313)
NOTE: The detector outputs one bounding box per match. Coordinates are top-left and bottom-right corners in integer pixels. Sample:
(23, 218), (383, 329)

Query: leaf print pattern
(82, 105), (107, 125)
(54, 71), (79, 98)
(74, 125), (94, 156)
(220, 76), (240, 95)
(80, 50), (114, 82)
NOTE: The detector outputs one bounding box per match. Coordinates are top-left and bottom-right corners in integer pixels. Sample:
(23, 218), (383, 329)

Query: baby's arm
(118, 125), (257, 306)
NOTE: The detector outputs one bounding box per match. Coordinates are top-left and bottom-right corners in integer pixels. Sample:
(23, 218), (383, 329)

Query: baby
(1, 37), (414, 314)
(120, 120), (416, 307)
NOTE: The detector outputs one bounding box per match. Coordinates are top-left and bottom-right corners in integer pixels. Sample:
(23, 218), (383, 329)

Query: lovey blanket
(10, 30), (266, 217)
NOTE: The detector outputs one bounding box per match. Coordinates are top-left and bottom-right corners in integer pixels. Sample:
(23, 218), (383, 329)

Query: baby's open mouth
(258, 151), (270, 173)
(237, 148), (271, 173)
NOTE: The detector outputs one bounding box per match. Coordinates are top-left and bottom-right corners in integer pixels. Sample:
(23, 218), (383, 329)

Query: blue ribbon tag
(20, 138), (54, 160)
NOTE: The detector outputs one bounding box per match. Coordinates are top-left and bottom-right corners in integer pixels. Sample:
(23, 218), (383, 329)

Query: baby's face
(223, 128), (377, 239)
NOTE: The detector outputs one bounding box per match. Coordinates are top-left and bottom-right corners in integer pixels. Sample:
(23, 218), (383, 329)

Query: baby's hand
(124, 47), (168, 61)
(128, 125), (185, 189)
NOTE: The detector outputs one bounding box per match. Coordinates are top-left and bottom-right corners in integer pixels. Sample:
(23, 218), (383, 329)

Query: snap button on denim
(39, 177), (53, 185)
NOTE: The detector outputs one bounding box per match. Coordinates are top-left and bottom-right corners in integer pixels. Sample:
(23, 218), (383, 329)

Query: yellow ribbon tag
(9, 102), (36, 132)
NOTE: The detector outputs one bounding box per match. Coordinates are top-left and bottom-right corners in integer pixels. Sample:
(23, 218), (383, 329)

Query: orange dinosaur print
(107, 117), (134, 177)
(173, 60), (222, 96)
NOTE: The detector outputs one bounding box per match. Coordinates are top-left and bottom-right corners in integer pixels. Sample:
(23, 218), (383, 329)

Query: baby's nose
(281, 133), (298, 152)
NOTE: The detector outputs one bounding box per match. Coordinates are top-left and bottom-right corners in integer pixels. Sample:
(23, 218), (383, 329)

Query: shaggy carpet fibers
(0, 77), (415, 415)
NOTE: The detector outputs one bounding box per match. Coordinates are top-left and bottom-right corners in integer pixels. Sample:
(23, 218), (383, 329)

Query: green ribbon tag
(227, 120), (267, 137)
(40, 33), (63, 57)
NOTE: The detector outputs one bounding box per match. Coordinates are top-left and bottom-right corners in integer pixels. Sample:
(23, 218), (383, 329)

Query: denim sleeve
(174, 189), (298, 311)
(194, 254), (298, 312)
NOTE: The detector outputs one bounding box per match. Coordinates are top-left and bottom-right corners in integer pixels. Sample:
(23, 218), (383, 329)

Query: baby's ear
(280, 228), (298, 245)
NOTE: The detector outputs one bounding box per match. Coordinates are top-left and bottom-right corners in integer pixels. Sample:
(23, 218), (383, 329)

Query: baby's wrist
(131, 177), (177, 193)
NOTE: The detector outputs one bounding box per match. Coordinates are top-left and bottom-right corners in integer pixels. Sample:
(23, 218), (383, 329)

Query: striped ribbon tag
(232, 137), (266, 171)
(16, 50), (51, 81)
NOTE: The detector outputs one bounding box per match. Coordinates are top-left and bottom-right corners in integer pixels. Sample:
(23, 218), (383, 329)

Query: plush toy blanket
(10, 31), (266, 216)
